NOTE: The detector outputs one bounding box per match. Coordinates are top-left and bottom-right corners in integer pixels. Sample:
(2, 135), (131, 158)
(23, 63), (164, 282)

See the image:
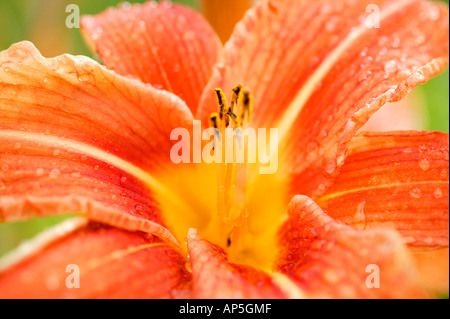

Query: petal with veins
(276, 195), (428, 298)
(0, 41), (193, 173)
(197, 0), (449, 198)
(0, 41), (192, 240)
(318, 131), (449, 248)
(81, 2), (223, 113)
(0, 221), (191, 299)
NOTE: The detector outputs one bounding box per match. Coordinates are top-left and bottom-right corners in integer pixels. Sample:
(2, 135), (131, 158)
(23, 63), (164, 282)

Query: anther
(230, 84), (243, 127)
(209, 85), (252, 250)
(239, 90), (253, 128)
(214, 88), (228, 120)
(209, 112), (220, 129)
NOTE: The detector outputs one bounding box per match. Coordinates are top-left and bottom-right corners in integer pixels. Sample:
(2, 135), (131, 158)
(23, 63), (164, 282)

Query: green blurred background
(0, 0), (448, 257)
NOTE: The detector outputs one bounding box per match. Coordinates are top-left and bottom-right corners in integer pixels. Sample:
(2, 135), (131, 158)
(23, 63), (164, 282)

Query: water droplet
(353, 201), (366, 229)
(324, 160), (336, 174)
(49, 168), (61, 178)
(53, 149), (61, 156)
(36, 168), (45, 176)
(359, 70), (373, 82)
(384, 60), (397, 74)
(77, 74), (91, 82)
(120, 176), (127, 186)
(111, 194), (117, 200)
(433, 188), (443, 199)
(71, 172), (81, 178)
(323, 269), (340, 284)
(418, 158), (430, 171)
(428, 6), (440, 21)
(135, 204), (143, 212)
(415, 34), (425, 45)
(391, 37), (401, 48)
(336, 154), (346, 166)
(410, 188), (423, 199)
(94, 165), (100, 171)
(303, 227), (318, 238)
(14, 142), (21, 149)
(45, 277), (60, 291)
(198, 254), (208, 263)
(184, 261), (192, 273)
(418, 144), (427, 152)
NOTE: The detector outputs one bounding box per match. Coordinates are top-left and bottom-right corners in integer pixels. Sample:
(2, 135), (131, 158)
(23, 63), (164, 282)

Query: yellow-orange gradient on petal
(0, 0), (448, 298)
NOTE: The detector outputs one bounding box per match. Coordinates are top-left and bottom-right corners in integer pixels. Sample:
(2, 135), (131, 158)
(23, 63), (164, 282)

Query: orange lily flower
(0, 0), (448, 299)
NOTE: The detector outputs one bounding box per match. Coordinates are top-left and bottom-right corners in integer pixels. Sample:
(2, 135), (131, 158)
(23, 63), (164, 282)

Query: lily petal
(276, 195), (428, 298)
(81, 2), (223, 113)
(0, 41), (191, 240)
(198, 0), (449, 197)
(0, 220), (191, 298)
(186, 229), (292, 298)
(0, 41), (193, 172)
(318, 131), (449, 247)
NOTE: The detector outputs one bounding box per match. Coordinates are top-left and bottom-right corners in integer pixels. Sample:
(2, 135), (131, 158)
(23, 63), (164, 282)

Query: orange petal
(318, 131), (449, 248)
(81, 2), (223, 113)
(0, 220), (191, 298)
(0, 41), (192, 173)
(276, 195), (428, 298)
(186, 229), (291, 298)
(0, 41), (191, 240)
(0, 136), (178, 244)
(198, 0), (449, 198)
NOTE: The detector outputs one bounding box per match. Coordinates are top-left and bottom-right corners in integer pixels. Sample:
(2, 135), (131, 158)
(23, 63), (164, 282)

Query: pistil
(210, 85), (253, 251)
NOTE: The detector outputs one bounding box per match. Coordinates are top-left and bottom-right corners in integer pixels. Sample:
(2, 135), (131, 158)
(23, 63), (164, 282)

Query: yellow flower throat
(157, 85), (288, 269)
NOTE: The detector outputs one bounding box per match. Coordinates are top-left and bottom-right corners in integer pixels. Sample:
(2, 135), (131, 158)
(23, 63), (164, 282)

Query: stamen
(239, 90), (253, 129)
(214, 88), (230, 127)
(209, 112), (220, 129)
(209, 85), (252, 252)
